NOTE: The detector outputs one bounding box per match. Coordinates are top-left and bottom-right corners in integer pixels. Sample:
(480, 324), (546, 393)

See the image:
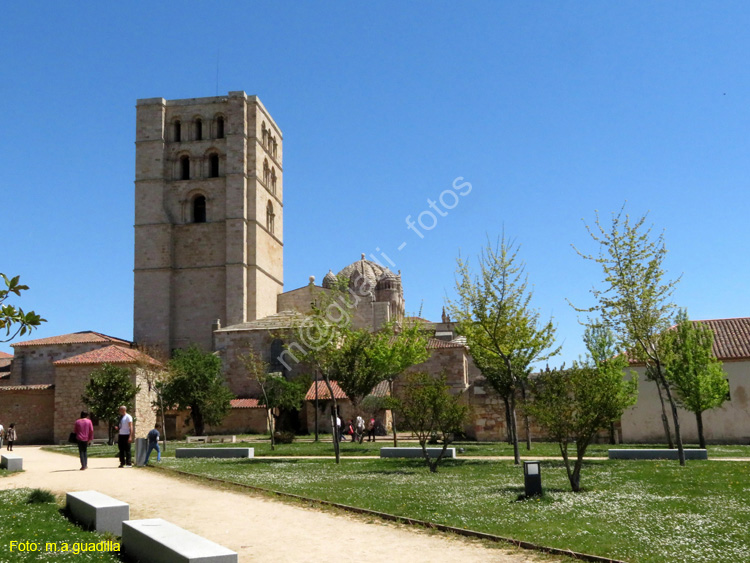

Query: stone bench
(206, 435), (236, 444)
(380, 447), (456, 459)
(608, 449), (708, 460)
(175, 448), (254, 459)
(66, 490), (129, 535)
(122, 518), (237, 563)
(186, 436), (208, 444)
(1, 454), (23, 472)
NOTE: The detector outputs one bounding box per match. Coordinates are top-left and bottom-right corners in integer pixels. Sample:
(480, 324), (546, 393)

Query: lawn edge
(153, 465), (626, 563)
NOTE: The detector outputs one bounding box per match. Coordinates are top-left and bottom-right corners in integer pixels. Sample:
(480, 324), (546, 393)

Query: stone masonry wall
(10, 342), (120, 386)
(0, 387), (55, 444)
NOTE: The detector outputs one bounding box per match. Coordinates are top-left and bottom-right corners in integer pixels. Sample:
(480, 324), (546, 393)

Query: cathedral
(0, 92), (506, 443)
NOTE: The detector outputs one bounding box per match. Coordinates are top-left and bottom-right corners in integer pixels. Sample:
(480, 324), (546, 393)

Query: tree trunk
(659, 370), (685, 466)
(389, 379), (398, 447)
(653, 378), (674, 449)
(520, 382), (531, 451)
(696, 411), (706, 449)
(268, 409), (275, 450)
(570, 455), (584, 493)
(509, 393), (520, 465)
(503, 396), (512, 444)
(192, 407), (204, 437)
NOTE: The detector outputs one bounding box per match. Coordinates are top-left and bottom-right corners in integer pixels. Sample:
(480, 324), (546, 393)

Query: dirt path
(0, 446), (552, 562)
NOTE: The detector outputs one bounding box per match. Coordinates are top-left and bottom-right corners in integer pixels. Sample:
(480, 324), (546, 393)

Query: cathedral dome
(337, 253), (394, 293)
(322, 270), (337, 289)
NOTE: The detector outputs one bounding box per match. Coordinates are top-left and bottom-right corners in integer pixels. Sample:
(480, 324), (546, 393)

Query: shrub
(273, 431), (295, 444)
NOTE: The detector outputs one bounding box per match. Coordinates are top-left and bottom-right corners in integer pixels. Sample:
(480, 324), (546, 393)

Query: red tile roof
(304, 379), (390, 401)
(305, 380), (348, 401)
(53, 345), (162, 367)
(0, 351), (12, 359)
(12, 331), (132, 348)
(230, 398), (264, 409)
(0, 384), (54, 391)
(694, 317), (750, 361)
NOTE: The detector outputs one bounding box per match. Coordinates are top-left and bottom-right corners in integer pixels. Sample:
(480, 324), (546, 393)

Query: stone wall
(303, 400), (391, 436)
(9, 342), (118, 386)
(0, 387), (55, 444)
(165, 407), (268, 439)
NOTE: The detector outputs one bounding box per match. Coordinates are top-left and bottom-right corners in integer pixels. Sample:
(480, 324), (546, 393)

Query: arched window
(180, 155), (190, 180)
(262, 122), (267, 146)
(266, 201), (275, 234)
(216, 116), (225, 139)
(174, 120), (181, 142)
(195, 118), (203, 141)
(270, 168), (277, 195)
(273, 138), (278, 158)
(209, 153), (219, 178)
(263, 159), (270, 185)
(269, 338), (286, 375)
(193, 195), (206, 223)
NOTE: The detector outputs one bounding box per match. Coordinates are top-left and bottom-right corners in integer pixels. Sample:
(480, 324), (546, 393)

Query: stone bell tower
(133, 91), (283, 353)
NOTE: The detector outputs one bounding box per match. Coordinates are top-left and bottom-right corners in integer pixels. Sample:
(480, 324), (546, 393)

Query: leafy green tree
(527, 360), (637, 492)
(82, 364), (139, 444)
(583, 323), (623, 443)
(239, 349), (307, 449)
(447, 235), (559, 464)
(329, 328), (380, 412)
(662, 311), (728, 449)
(574, 206), (686, 465)
(397, 372), (469, 473)
(0, 273), (45, 342)
(159, 346), (235, 436)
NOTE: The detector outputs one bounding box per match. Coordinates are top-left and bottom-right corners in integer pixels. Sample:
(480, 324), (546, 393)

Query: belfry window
(216, 116), (225, 139)
(180, 155), (190, 180)
(193, 195), (206, 223)
(263, 159), (270, 185)
(271, 168), (277, 195)
(174, 120), (182, 142)
(195, 119), (203, 141)
(209, 153), (219, 178)
(266, 201), (275, 234)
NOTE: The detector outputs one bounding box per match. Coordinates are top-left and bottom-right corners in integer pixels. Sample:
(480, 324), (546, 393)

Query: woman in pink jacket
(73, 412), (94, 470)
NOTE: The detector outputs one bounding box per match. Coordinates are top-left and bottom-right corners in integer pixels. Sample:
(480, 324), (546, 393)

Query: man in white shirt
(115, 405), (134, 468)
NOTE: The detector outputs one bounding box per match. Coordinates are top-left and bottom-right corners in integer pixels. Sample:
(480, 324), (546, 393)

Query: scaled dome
(336, 254), (395, 294)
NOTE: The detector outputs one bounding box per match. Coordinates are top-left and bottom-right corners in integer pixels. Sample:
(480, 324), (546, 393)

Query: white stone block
(122, 518), (237, 563)
(66, 490), (130, 535)
(1, 454), (22, 472)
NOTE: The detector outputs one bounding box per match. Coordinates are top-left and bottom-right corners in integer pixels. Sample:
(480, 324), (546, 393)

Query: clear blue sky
(3, 2), (749, 364)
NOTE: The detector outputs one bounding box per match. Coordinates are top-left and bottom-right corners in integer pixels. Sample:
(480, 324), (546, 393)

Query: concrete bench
(186, 436), (208, 444)
(1, 454), (23, 471)
(206, 435), (236, 444)
(608, 449), (708, 460)
(380, 447), (456, 459)
(122, 518), (237, 563)
(175, 448), (254, 459)
(66, 490), (129, 535)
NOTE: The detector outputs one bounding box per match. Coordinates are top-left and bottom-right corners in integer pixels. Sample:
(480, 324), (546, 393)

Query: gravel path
(0, 446), (554, 562)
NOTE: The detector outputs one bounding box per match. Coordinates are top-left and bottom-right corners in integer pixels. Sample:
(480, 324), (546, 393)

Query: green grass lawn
(0, 488), (121, 561)
(155, 456), (750, 563)
(43, 439), (750, 460)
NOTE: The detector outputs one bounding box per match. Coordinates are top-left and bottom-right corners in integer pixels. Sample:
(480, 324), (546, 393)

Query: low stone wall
(166, 406), (269, 439)
(0, 386), (55, 444)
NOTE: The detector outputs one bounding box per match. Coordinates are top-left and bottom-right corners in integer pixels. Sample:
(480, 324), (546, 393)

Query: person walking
(6, 423), (16, 451)
(74, 411), (94, 470)
(145, 423), (161, 465)
(0, 421), (4, 449)
(356, 416), (365, 444)
(367, 417), (376, 442)
(115, 406), (134, 467)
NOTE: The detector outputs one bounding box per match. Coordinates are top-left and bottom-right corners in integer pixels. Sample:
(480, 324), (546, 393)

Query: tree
(159, 346), (235, 436)
(574, 206), (686, 465)
(329, 328), (381, 413)
(82, 363), (140, 444)
(397, 372), (469, 473)
(239, 349), (307, 450)
(583, 323), (622, 443)
(368, 320), (430, 446)
(447, 235), (559, 464)
(527, 360), (637, 492)
(661, 311), (728, 449)
(0, 273), (45, 342)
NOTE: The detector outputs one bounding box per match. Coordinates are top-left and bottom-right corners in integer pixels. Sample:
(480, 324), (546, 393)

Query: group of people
(0, 422), (17, 451)
(72, 406), (162, 471)
(337, 415), (379, 443)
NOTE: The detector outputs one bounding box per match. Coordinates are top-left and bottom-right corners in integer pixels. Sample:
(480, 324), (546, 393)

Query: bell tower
(133, 91), (283, 353)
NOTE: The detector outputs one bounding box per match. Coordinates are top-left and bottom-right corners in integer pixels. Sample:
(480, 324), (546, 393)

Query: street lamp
(523, 461), (542, 497)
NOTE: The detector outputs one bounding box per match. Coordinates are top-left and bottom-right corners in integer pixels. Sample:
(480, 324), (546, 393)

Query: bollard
(523, 460), (542, 497)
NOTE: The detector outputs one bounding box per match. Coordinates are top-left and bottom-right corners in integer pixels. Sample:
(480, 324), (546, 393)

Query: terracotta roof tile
(695, 317), (750, 361)
(0, 384), (53, 391)
(12, 331), (132, 348)
(54, 345), (162, 367)
(0, 351), (12, 359)
(427, 338), (465, 349)
(305, 380), (348, 401)
(230, 398), (264, 409)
